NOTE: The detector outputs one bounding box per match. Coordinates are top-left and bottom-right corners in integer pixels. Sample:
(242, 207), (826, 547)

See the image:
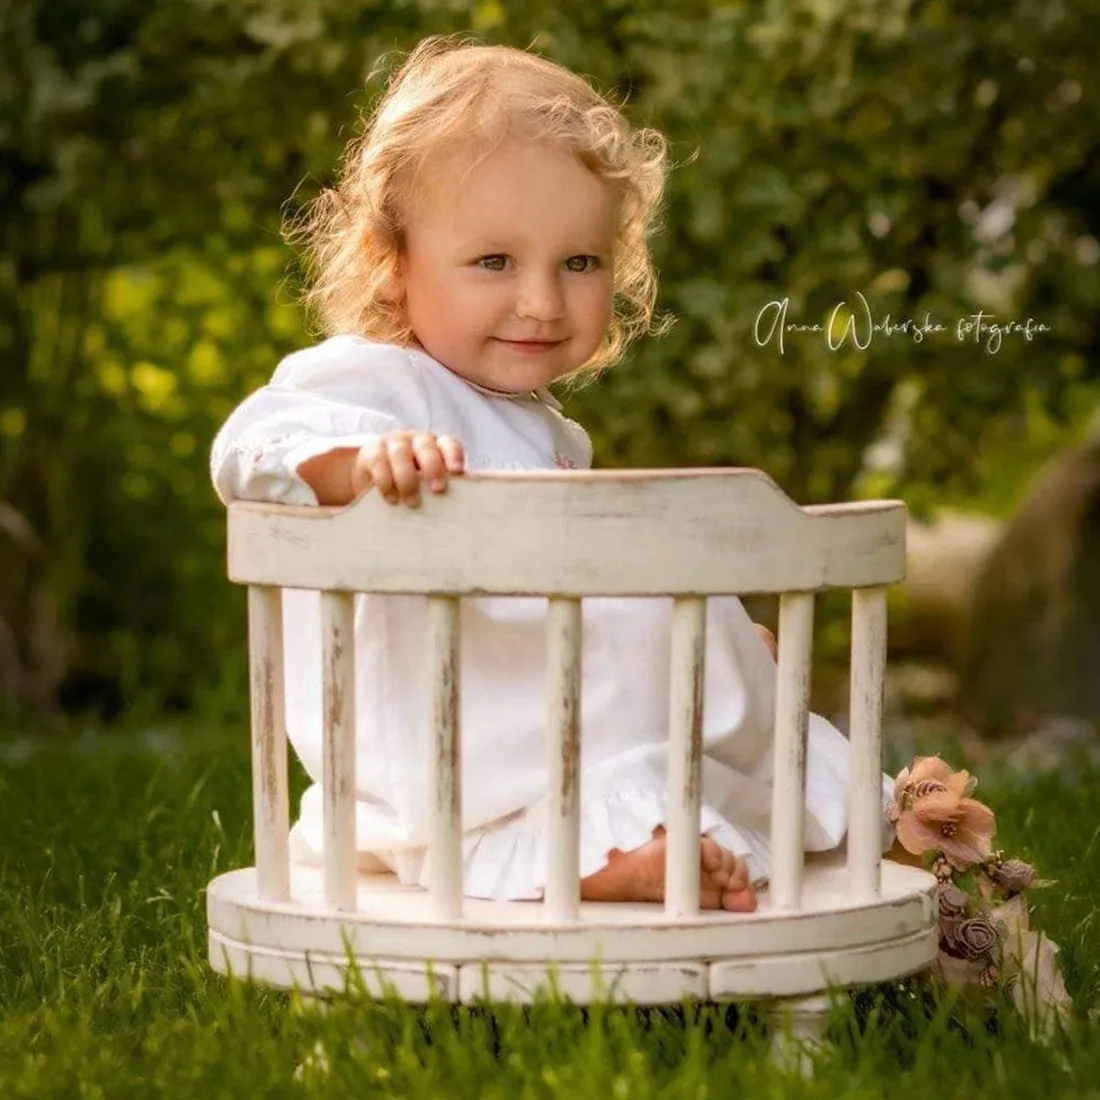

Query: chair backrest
(227, 471), (905, 921)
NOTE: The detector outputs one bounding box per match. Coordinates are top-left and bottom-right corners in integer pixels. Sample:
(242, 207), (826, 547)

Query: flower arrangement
(886, 755), (1072, 1036)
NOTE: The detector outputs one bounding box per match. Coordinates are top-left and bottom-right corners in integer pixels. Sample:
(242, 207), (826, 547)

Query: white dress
(211, 335), (881, 898)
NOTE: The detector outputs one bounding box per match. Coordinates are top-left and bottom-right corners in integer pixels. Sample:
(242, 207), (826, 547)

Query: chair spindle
(545, 597), (583, 920)
(665, 596), (707, 917)
(848, 586), (887, 900)
(321, 590), (357, 911)
(248, 585), (290, 902)
(770, 591), (814, 910)
(427, 595), (463, 919)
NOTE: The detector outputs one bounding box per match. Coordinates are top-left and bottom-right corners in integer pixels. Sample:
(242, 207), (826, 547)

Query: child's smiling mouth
(494, 338), (565, 354)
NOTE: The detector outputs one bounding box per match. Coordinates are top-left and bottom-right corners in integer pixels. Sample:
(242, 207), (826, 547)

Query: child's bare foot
(579, 827), (757, 912)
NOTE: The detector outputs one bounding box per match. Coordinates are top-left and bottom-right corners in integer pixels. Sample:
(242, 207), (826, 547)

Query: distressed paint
(248, 586), (290, 901)
(427, 596), (463, 919)
(770, 592), (814, 910)
(545, 598), (582, 920)
(849, 587), (888, 900)
(457, 960), (709, 1004)
(321, 591), (356, 911)
(208, 903), (937, 1002)
(208, 856), (937, 963)
(227, 472), (906, 596)
(665, 597), (706, 918)
(214, 471), (936, 1047)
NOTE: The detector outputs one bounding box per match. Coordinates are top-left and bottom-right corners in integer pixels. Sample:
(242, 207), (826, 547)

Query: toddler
(212, 37), (873, 912)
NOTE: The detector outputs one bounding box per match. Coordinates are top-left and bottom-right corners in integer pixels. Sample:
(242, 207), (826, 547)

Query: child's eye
(565, 255), (600, 273)
(476, 255), (509, 272)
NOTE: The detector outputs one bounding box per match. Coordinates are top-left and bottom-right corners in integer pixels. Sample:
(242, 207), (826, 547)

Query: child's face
(399, 139), (615, 392)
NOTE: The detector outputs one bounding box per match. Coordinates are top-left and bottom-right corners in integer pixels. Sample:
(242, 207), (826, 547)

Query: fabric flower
(955, 917), (999, 962)
(989, 858), (1036, 896)
(894, 755), (953, 800)
(937, 882), (970, 954)
(898, 755), (1072, 1033)
(937, 882), (969, 920)
(893, 758), (996, 870)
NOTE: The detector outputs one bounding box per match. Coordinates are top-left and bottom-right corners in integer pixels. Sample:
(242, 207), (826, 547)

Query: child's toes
(700, 837), (725, 874)
(724, 853), (750, 891)
(722, 884), (758, 913)
(707, 864), (731, 891)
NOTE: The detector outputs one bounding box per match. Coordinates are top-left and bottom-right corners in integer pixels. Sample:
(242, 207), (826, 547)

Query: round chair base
(207, 854), (938, 1005)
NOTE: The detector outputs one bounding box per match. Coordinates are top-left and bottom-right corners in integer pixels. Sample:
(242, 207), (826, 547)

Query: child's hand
(352, 431), (465, 508)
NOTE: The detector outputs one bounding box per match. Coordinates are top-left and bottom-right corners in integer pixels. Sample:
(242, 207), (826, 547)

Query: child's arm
(210, 339), (434, 508)
(297, 432), (465, 508)
(293, 446), (360, 506)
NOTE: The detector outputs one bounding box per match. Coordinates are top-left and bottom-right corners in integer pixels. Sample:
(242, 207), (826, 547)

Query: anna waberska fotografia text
(753, 291), (1051, 355)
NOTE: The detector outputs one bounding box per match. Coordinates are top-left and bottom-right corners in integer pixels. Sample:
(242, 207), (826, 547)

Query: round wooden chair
(206, 470), (938, 1059)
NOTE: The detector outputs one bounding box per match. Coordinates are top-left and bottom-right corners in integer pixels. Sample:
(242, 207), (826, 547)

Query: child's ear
(362, 226), (405, 302)
(379, 269), (402, 304)
(377, 249), (405, 305)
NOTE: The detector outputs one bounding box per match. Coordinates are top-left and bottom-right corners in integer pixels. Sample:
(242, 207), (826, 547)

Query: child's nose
(516, 273), (565, 322)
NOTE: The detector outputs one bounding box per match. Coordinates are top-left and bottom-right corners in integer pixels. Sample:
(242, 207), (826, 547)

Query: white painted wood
(849, 587), (887, 900)
(544, 598), (582, 920)
(707, 927), (937, 997)
(226, 471), (906, 596)
(770, 592), (815, 910)
(764, 994), (833, 1075)
(209, 933), (457, 1001)
(208, 916), (936, 1004)
(665, 597), (706, 918)
(211, 470), (935, 1022)
(320, 592), (356, 911)
(458, 960), (708, 1004)
(247, 586), (290, 902)
(206, 856), (937, 964)
(427, 596), (463, 920)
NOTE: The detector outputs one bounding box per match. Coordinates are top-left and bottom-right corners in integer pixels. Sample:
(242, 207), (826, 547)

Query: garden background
(3, 0), (1099, 723)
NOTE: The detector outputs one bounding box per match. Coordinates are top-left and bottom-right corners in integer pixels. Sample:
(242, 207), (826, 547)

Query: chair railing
(231, 471), (904, 921)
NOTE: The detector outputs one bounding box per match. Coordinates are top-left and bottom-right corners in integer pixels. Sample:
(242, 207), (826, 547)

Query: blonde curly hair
(289, 36), (669, 378)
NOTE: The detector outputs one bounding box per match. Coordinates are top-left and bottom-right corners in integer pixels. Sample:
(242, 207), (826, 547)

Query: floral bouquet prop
(886, 756), (1072, 1036)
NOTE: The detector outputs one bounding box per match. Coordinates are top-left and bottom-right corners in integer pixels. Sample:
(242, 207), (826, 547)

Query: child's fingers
(385, 436), (421, 505)
(436, 434), (465, 474)
(352, 442), (379, 497)
(411, 433), (448, 493)
(355, 442), (397, 503)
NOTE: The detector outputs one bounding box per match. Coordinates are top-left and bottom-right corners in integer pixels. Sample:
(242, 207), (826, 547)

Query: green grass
(0, 725), (1097, 1099)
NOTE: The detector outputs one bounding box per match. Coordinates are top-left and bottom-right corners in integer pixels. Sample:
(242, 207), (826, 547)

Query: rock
(896, 513), (1003, 660)
(957, 440), (1100, 737)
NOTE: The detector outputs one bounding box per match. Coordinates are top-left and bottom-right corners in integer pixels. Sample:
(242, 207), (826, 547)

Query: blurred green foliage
(1, 0), (1098, 718)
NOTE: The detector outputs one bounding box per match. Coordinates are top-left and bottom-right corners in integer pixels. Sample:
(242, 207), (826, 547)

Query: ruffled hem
(413, 784), (772, 900)
(289, 783), (772, 901)
(286, 716), (897, 902)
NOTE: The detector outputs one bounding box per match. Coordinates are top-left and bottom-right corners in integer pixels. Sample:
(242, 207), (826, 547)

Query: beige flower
(894, 755), (953, 800)
(893, 758), (996, 870)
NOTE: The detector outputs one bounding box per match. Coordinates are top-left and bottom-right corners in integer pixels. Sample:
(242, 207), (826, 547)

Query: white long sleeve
(210, 337), (432, 506)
